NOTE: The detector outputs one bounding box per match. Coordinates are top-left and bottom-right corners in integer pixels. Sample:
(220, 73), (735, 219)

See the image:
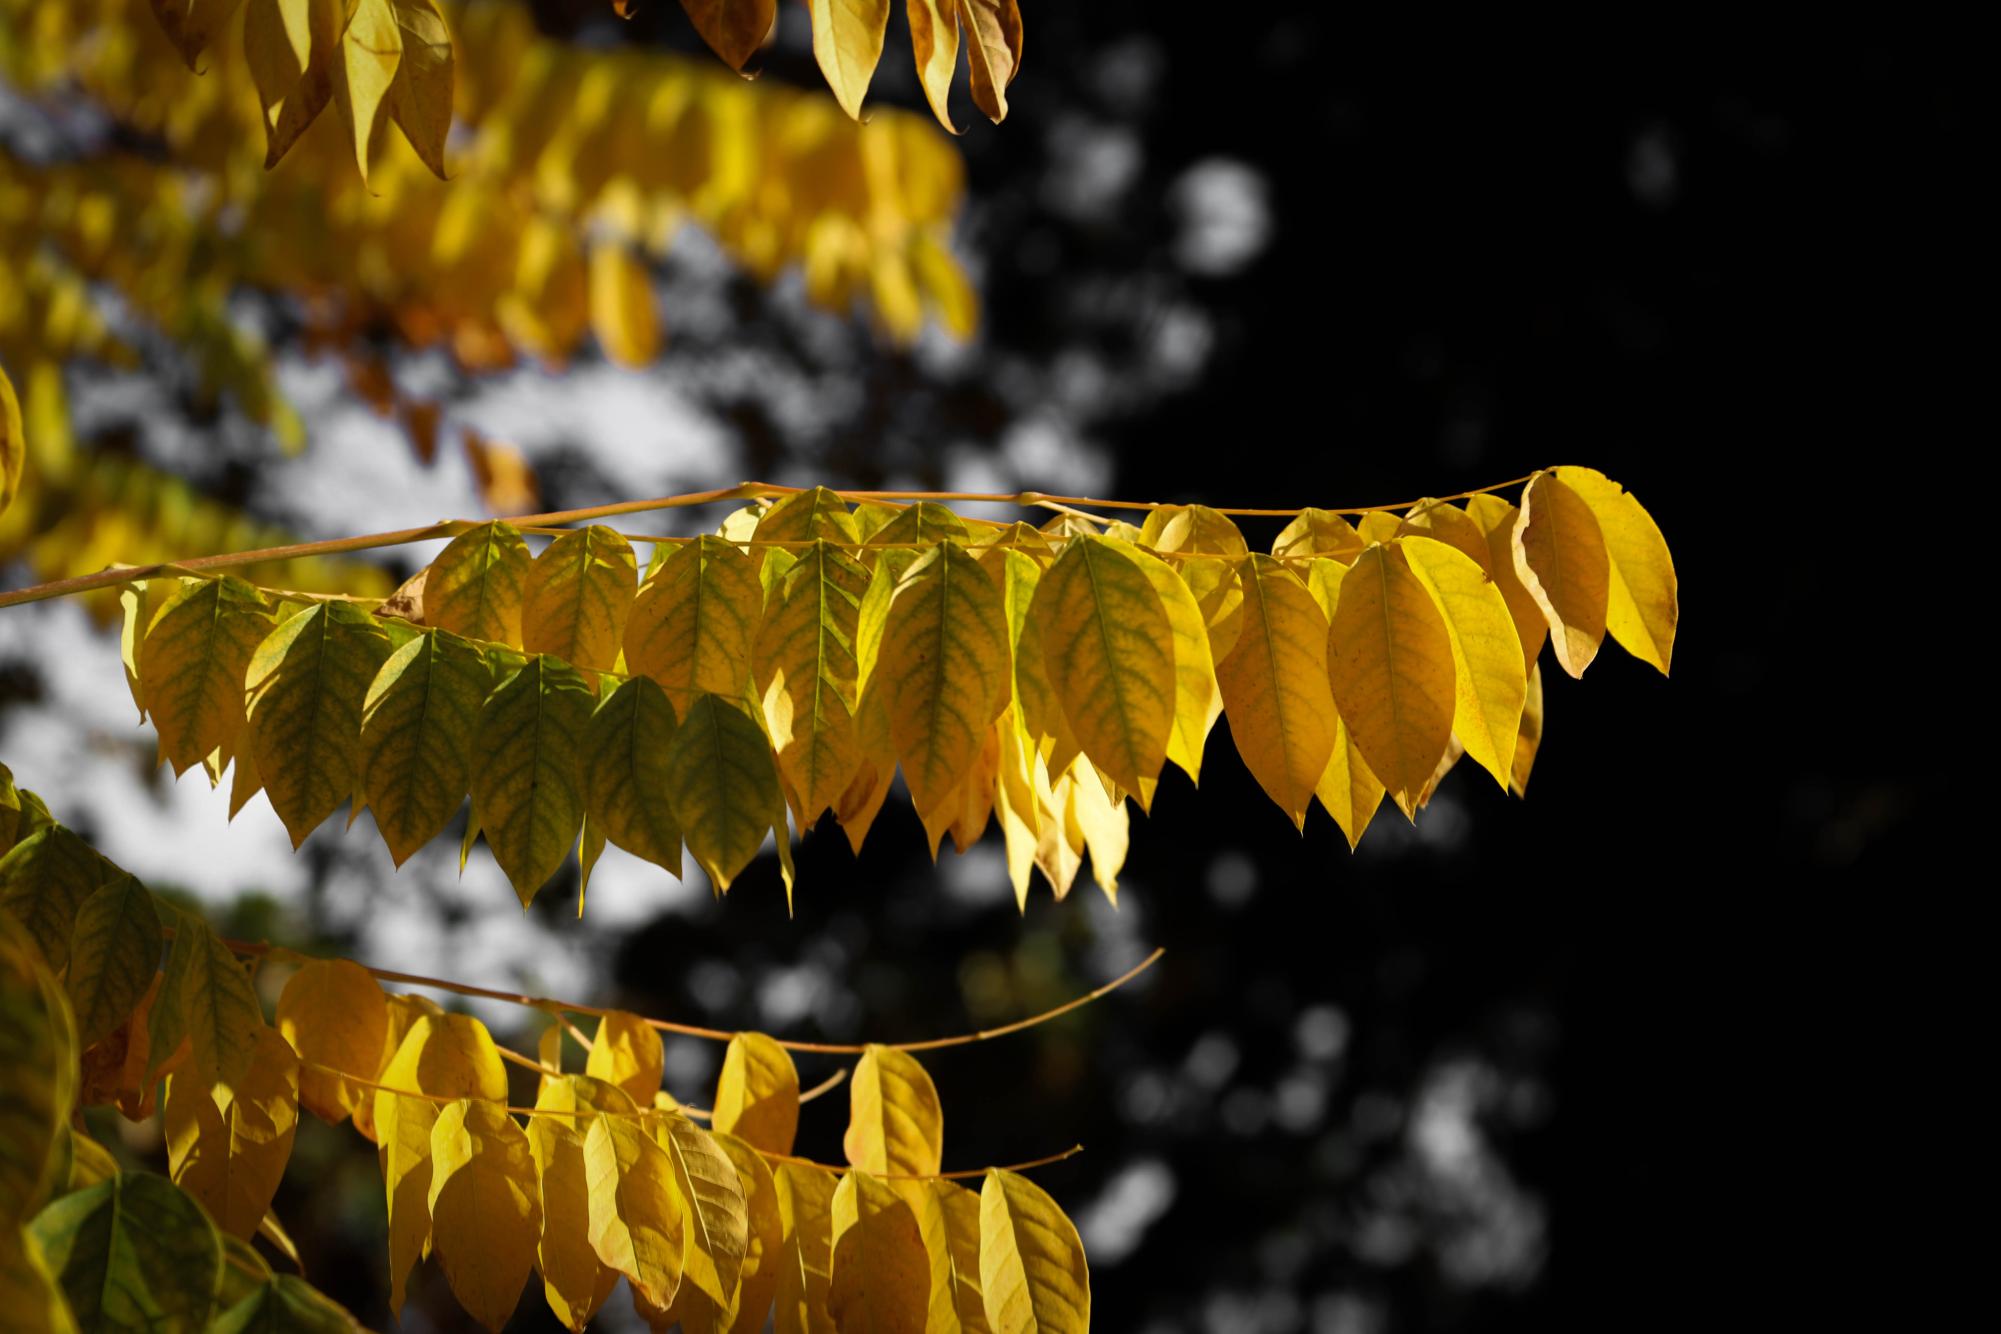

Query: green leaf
(361, 629), (492, 866)
(152, 913), (262, 1093)
(139, 576), (275, 778)
(427, 521), (532, 648)
(64, 874), (161, 1050)
(243, 602), (393, 848)
(522, 525), (637, 674)
(0, 827), (118, 972)
(211, 1274), (359, 1332)
(752, 486), (861, 546)
(867, 501), (969, 554)
(582, 676), (683, 877)
(28, 1172), (223, 1332)
(2, 922), (77, 1224)
(470, 657), (594, 906)
(664, 693), (791, 897)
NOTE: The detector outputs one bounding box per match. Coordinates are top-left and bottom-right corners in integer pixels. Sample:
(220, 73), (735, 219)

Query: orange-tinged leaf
(828, 1170), (930, 1334)
(957, 0), (1022, 124)
(1140, 504), (1248, 658)
(1302, 560), (1385, 850)
(1513, 662), (1544, 797)
(275, 958), (387, 1123)
(585, 1010), (665, 1104)
(979, 1168), (1088, 1334)
(429, 1099), (540, 1331)
(164, 1025), (299, 1239)
(1400, 535), (1526, 790)
(680, 0), (777, 71)
(774, 1162), (839, 1334)
(810, 0), (892, 121)
(1512, 470), (1609, 678)
(713, 1031), (800, 1156)
(1463, 493), (1547, 671)
(1326, 545), (1455, 819)
(522, 525), (637, 674)
(1551, 466), (1677, 674)
(907, 0), (961, 133)
(844, 1045), (944, 1178)
(1215, 555), (1337, 829)
(627, 536), (762, 713)
(426, 521), (532, 648)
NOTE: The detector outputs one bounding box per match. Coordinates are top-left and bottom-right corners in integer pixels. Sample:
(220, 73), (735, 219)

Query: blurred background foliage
(0, 3), (1949, 1331)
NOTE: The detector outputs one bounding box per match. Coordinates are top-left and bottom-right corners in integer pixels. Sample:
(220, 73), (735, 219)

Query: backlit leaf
(680, 0), (778, 71)
(1513, 470), (1610, 678)
(1216, 555), (1337, 829)
(332, 0), (403, 181)
(828, 1170), (929, 1334)
(210, 1274), (359, 1332)
(908, 0), (961, 132)
(429, 1099), (540, 1332)
(1463, 493), (1547, 670)
(627, 536), (762, 713)
(0, 826), (117, 973)
(655, 1110), (749, 1310)
(665, 693), (792, 896)
(811, 0), (892, 121)
(28, 1172), (222, 1331)
(844, 1045), (945, 1178)
(140, 576), (274, 779)
(1, 922), (75, 1224)
(713, 1030), (801, 1156)
(937, 1181), (993, 1334)
(276, 957), (388, 1123)
(150, 0), (245, 68)
(361, 629), (491, 866)
(978, 1168), (1088, 1334)
(0, 363), (22, 519)
(427, 521), (532, 648)
(1513, 663), (1544, 797)
(774, 1162), (839, 1334)
(1302, 561), (1385, 851)
(1401, 535), (1527, 789)
(958, 0), (1023, 124)
(1326, 545), (1455, 819)
(880, 540), (1010, 821)
(754, 540), (870, 825)
(1552, 466), (1677, 674)
(755, 486), (861, 548)
(583, 676), (685, 876)
(470, 656), (595, 906)
(523, 525), (637, 674)
(164, 1025), (299, 1237)
(387, 0), (454, 179)
(584, 1112), (686, 1309)
(64, 874), (160, 1051)
(1271, 508), (1364, 564)
(585, 1010), (666, 1104)
(1128, 546), (1221, 788)
(244, 602), (392, 847)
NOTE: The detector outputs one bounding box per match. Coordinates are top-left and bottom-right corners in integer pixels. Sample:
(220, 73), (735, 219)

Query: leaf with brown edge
(1401, 535), (1527, 791)
(908, 0), (961, 132)
(150, 0), (246, 69)
(774, 1162), (839, 1334)
(627, 536), (762, 713)
(244, 602), (393, 848)
(1326, 544), (1455, 819)
(523, 525), (636, 674)
(958, 0), (1023, 124)
(428, 1099), (540, 1332)
(469, 656), (594, 906)
(164, 1025), (299, 1239)
(584, 1010), (665, 1104)
(361, 629), (491, 867)
(426, 521), (532, 648)
(844, 1045), (944, 1178)
(1551, 466), (1678, 675)
(680, 0), (777, 71)
(810, 0), (892, 121)
(140, 576), (275, 780)
(664, 693), (794, 898)
(1513, 470), (1610, 679)
(275, 957), (388, 1123)
(828, 1170), (930, 1334)
(713, 1031), (800, 1156)
(583, 675), (684, 876)
(387, 0), (454, 180)
(1216, 554), (1338, 829)
(64, 874), (160, 1051)
(979, 1168), (1088, 1334)
(584, 1112), (686, 1309)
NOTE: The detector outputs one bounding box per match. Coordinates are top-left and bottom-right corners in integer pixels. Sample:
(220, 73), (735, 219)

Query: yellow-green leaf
(243, 0), (336, 169)
(141, 576), (275, 779)
(1397, 499), (1490, 569)
(979, 1168), (1088, 1334)
(161, 915), (264, 1094)
(0, 826), (118, 973)
(665, 693), (792, 896)
(164, 1025), (299, 1238)
(470, 656), (594, 906)
(655, 1110), (749, 1310)
(1513, 470), (1610, 679)
(1400, 535), (1527, 790)
(755, 486), (860, 547)
(583, 676), (684, 876)
(1463, 493), (1547, 671)
(387, 0), (454, 179)
(28, 1172), (222, 1331)
(1, 922), (76, 1224)
(585, 1010), (665, 1104)
(427, 521), (532, 648)
(713, 1031), (800, 1156)
(828, 1170), (930, 1334)
(1326, 545), (1455, 819)
(332, 0), (403, 181)
(64, 874), (160, 1050)
(523, 525), (637, 674)
(584, 1112), (686, 1309)
(361, 629), (491, 866)
(868, 501), (971, 558)
(1551, 466), (1677, 674)
(243, 601), (393, 848)
(1126, 546), (1221, 789)
(880, 540), (1010, 820)
(958, 0), (1022, 124)
(627, 536), (762, 713)
(774, 1162), (839, 1334)
(811, 0), (891, 120)
(716, 1131), (784, 1332)
(275, 957), (388, 1123)
(754, 540), (870, 825)
(1216, 554), (1338, 829)
(844, 1045), (944, 1178)
(429, 1099), (540, 1332)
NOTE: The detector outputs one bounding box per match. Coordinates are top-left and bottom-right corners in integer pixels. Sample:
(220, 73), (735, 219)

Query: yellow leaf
(829, 1170), (931, 1334)
(584, 1112), (686, 1309)
(150, 0), (244, 68)
(1326, 545), (1455, 819)
(1512, 470), (1609, 679)
(426, 521), (532, 648)
(1122, 546), (1219, 789)
(655, 1111), (750, 1310)
(140, 577), (274, 779)
(469, 656), (595, 906)
(907, 0), (961, 132)
(523, 525), (637, 674)
(978, 1168), (1088, 1334)
(332, 0), (403, 181)
(583, 675), (685, 876)
(361, 629), (491, 867)
(810, 0), (891, 121)
(1356, 511), (1402, 545)
(275, 958), (387, 1123)
(1397, 498), (1491, 569)
(164, 1025), (299, 1238)
(713, 1031), (801, 1156)
(428, 1099), (540, 1331)
(590, 243), (662, 367)
(585, 1010), (665, 1104)
(1061, 763), (1127, 904)
(1513, 662), (1544, 797)
(1463, 493), (1547, 671)
(957, 0), (1022, 124)
(879, 541), (1010, 822)
(680, 0), (777, 71)
(833, 683), (898, 856)
(526, 1096), (623, 1331)
(627, 536), (762, 713)
(243, 602), (392, 846)
(1551, 466), (1677, 674)
(373, 1011), (508, 1313)
(754, 540), (870, 825)
(387, 0), (454, 179)
(754, 487), (861, 547)
(936, 1181), (992, 1334)
(1215, 554), (1337, 829)
(774, 1162), (839, 1334)
(665, 693), (793, 897)
(844, 1045), (944, 1178)
(717, 1132), (784, 1332)
(992, 714), (1046, 909)
(1032, 535), (1176, 806)
(1139, 504), (1248, 658)
(1400, 535), (1527, 790)
(350, 992), (439, 1145)
(243, 0), (336, 168)
(1301, 561), (1385, 851)
(1271, 508), (1364, 564)
(1, 362), (22, 519)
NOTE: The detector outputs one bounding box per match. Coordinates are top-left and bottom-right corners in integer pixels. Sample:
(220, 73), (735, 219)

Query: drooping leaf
(243, 601), (393, 847)
(386, 0), (455, 179)
(1, 923), (76, 1224)
(907, 0), (961, 132)
(828, 1170), (930, 1334)
(28, 1172), (222, 1331)
(844, 1045), (945, 1179)
(209, 1274), (360, 1332)
(429, 1099), (540, 1332)
(810, 0), (893, 120)
(1552, 466), (1678, 674)
(1127, 545), (1222, 788)
(1216, 554), (1338, 829)
(1301, 561), (1386, 851)
(469, 656), (595, 906)
(754, 540), (870, 825)
(978, 1168), (1089, 1334)
(64, 874), (161, 1051)
(680, 0), (778, 71)
(361, 629), (491, 866)
(655, 1110), (749, 1310)
(585, 1010), (666, 1104)
(140, 576), (275, 779)
(243, 0), (336, 169)
(583, 1112), (686, 1309)
(627, 536), (762, 713)
(1513, 662), (1544, 798)
(774, 1162), (839, 1334)
(1513, 470), (1610, 679)
(162, 915), (264, 1094)
(713, 1031), (801, 1156)
(275, 958), (388, 1123)
(1326, 544), (1456, 819)
(164, 1025), (299, 1238)
(523, 525), (637, 674)
(1463, 493), (1548, 670)
(937, 1180), (993, 1333)
(1139, 504), (1248, 659)
(332, 0), (403, 181)
(664, 693), (792, 896)
(697, 1131), (785, 1332)
(957, 0), (1023, 124)
(583, 676), (684, 876)
(426, 521), (532, 648)
(1400, 535), (1527, 790)
(528, 1075), (635, 1329)
(0, 826), (118, 973)
(150, 0), (246, 68)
